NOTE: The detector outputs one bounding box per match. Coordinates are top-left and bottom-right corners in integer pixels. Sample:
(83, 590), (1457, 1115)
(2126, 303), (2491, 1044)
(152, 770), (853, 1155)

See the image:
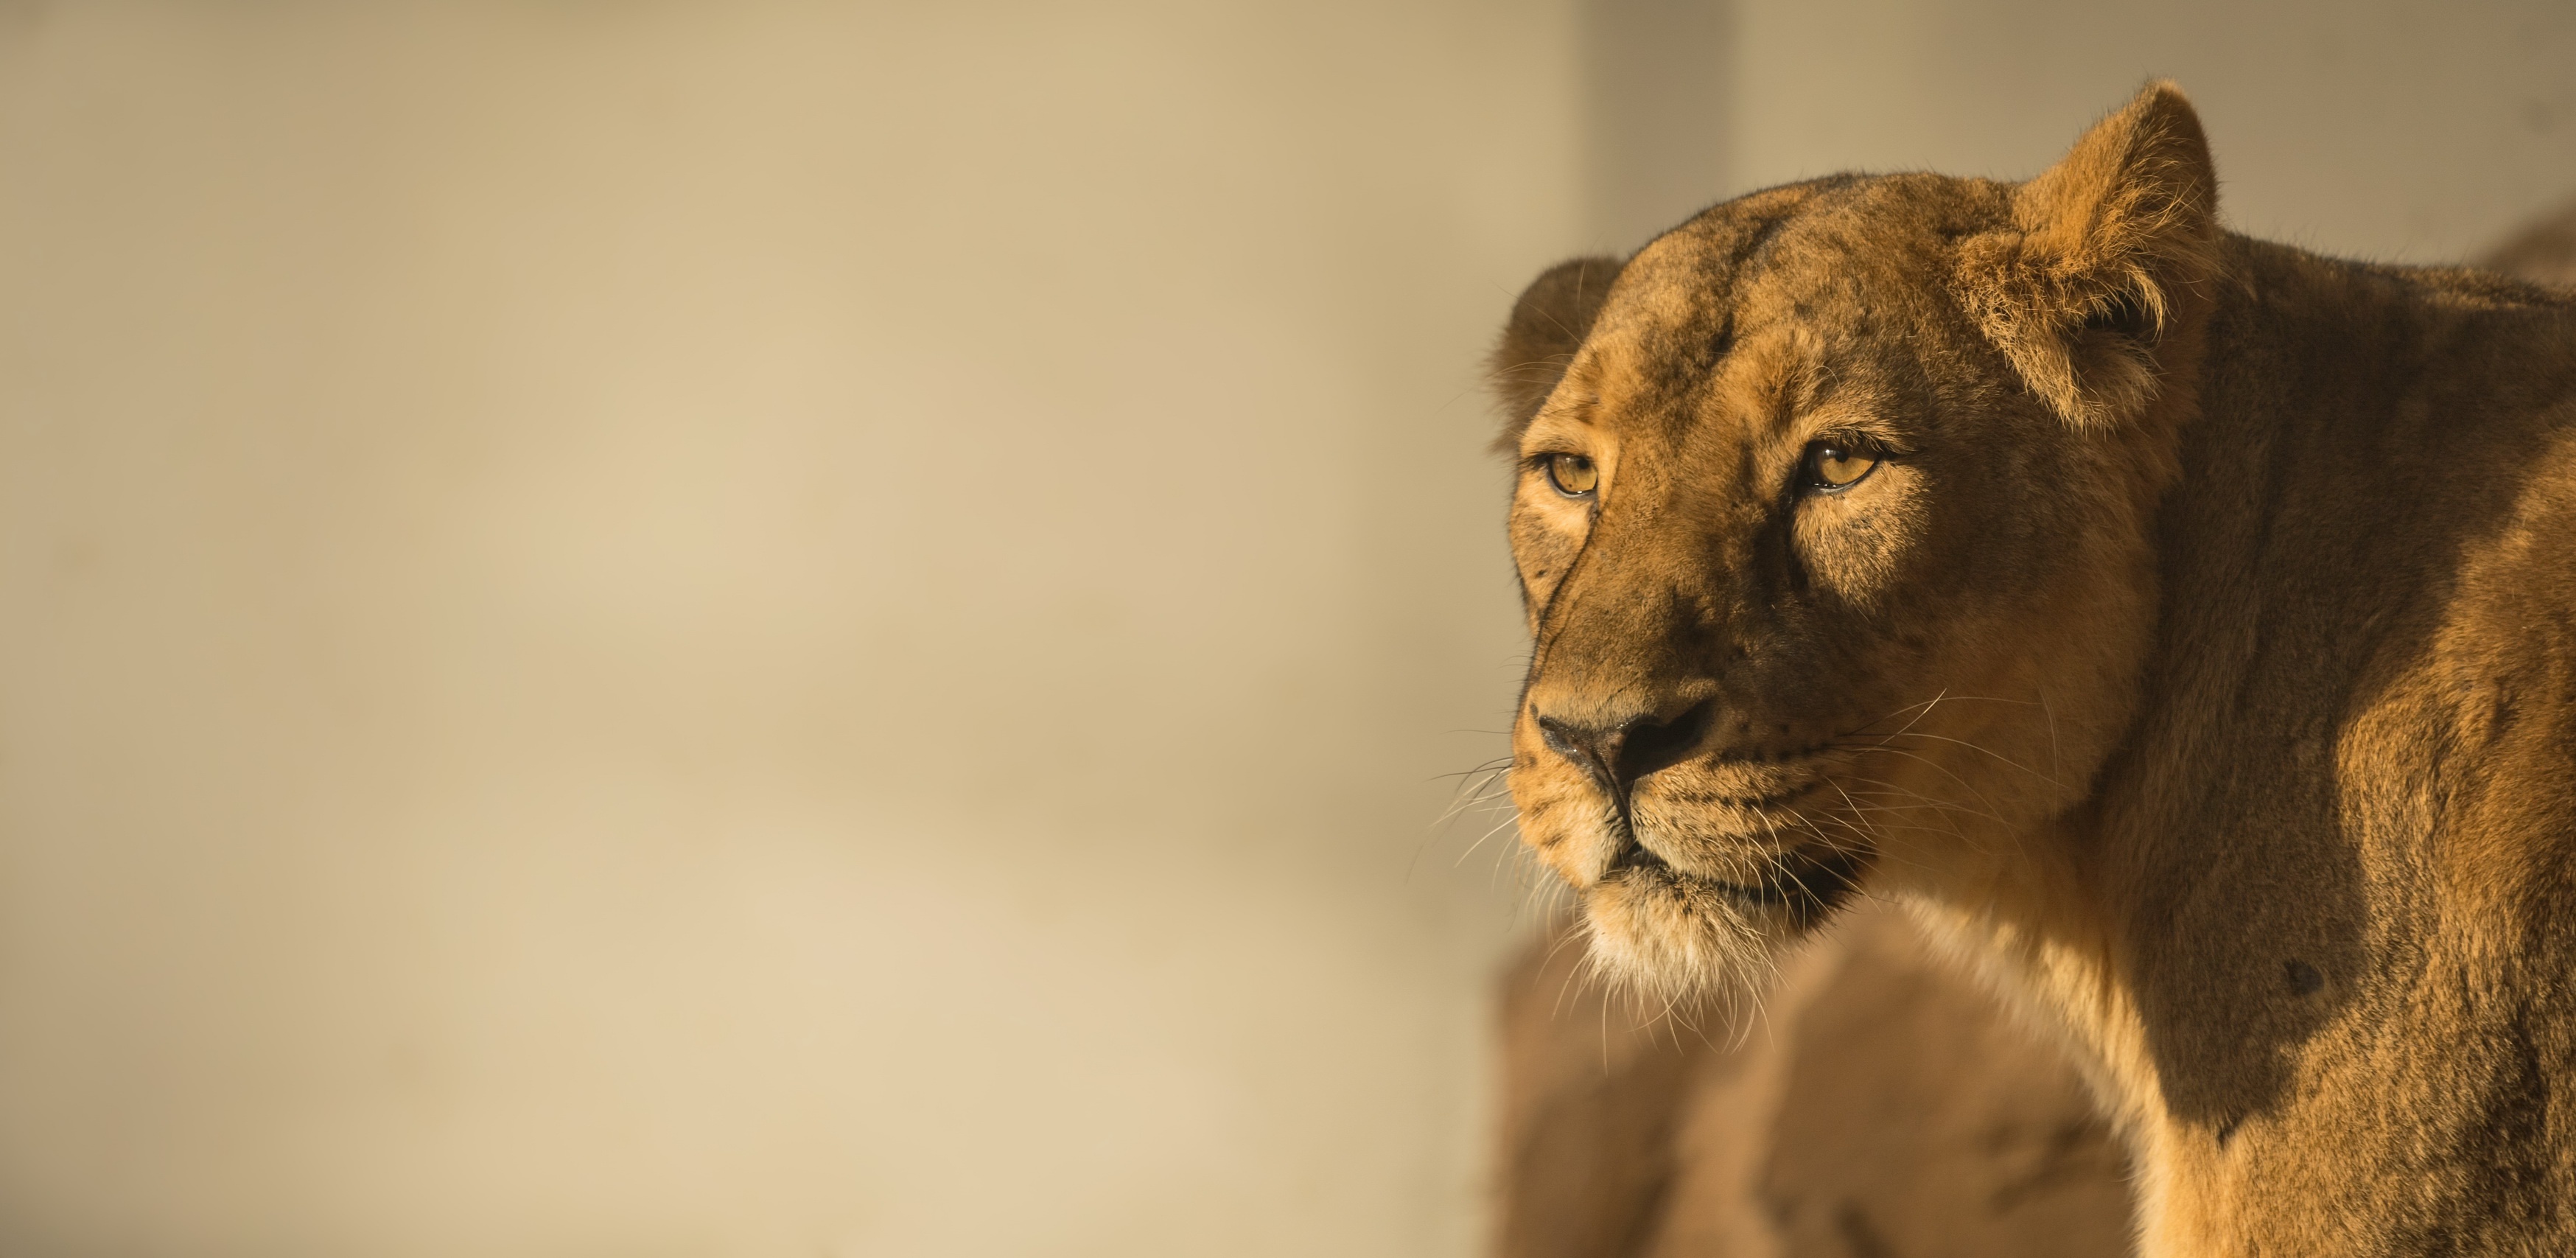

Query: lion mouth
(1605, 834), (1869, 926)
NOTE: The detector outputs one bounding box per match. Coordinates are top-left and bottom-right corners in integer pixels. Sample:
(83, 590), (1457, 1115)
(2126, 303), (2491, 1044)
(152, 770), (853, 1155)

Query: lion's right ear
(1956, 81), (2220, 429)
(1490, 256), (1623, 451)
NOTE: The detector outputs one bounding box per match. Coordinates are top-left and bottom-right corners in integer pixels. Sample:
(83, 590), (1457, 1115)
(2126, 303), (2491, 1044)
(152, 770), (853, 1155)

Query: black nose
(1535, 700), (1714, 804)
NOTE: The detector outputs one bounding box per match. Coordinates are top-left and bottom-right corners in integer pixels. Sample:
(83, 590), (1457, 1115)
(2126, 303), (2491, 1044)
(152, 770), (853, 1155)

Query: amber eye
(1544, 453), (1599, 497)
(1801, 441), (1879, 491)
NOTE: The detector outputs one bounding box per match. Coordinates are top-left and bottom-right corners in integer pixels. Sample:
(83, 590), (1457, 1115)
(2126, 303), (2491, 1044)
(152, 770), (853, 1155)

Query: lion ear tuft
(1491, 256), (1623, 452)
(1959, 81), (2221, 429)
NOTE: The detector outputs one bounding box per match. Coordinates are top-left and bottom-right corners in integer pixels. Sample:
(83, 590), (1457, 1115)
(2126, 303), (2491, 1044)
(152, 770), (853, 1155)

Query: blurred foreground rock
(1492, 902), (2131, 1258)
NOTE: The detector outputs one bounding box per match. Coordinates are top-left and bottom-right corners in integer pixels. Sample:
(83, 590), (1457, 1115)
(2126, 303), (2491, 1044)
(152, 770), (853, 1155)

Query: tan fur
(1491, 83), (2576, 1254)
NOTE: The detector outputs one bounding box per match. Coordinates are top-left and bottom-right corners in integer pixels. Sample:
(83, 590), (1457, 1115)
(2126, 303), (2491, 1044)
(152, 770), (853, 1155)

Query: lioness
(1491, 83), (2576, 1254)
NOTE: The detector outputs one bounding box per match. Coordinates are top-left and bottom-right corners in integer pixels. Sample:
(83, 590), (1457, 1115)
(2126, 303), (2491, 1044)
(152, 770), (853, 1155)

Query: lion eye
(1801, 442), (1879, 491)
(1545, 453), (1599, 497)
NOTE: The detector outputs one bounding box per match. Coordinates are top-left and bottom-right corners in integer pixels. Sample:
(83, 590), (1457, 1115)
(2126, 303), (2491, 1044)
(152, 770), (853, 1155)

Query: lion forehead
(1586, 186), (1996, 434)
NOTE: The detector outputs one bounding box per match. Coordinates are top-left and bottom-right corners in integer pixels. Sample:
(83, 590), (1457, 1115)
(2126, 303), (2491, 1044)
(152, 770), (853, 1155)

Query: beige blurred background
(0, 3), (2568, 1256)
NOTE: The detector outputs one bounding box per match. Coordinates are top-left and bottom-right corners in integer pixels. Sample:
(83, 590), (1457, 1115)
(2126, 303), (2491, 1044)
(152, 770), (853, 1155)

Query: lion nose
(1534, 700), (1714, 802)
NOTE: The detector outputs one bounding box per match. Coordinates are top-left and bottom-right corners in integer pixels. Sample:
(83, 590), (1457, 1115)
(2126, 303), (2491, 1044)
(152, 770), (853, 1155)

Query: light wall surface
(1593, 0), (2576, 262)
(0, 4), (1576, 1255)
(2, 3), (2572, 1257)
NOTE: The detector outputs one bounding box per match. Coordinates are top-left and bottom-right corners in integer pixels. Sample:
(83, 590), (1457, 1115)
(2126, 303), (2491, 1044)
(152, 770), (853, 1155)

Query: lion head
(1494, 85), (2222, 1005)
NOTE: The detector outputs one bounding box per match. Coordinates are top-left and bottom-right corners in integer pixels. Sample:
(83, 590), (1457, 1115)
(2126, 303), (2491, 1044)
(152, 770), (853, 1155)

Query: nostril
(1615, 700), (1714, 787)
(1536, 715), (1624, 806)
(1536, 716), (1606, 774)
(1534, 701), (1715, 797)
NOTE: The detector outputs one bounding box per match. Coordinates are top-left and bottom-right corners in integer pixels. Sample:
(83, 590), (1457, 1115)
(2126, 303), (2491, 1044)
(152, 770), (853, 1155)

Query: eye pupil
(1547, 454), (1598, 496)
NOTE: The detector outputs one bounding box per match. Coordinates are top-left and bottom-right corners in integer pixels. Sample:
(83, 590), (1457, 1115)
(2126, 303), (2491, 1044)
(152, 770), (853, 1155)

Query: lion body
(2051, 237), (2576, 1251)
(1492, 87), (2576, 1254)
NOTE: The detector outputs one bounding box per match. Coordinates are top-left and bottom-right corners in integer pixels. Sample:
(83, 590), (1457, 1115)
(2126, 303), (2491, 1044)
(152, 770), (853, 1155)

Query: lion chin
(1575, 840), (1870, 1011)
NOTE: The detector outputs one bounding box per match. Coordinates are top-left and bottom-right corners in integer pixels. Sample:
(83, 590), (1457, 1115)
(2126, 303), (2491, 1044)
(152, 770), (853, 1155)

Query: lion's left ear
(1490, 256), (1623, 452)
(1957, 81), (2221, 428)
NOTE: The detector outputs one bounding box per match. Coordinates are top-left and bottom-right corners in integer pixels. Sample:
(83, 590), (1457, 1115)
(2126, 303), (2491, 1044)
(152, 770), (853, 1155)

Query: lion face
(1497, 91), (2221, 1004)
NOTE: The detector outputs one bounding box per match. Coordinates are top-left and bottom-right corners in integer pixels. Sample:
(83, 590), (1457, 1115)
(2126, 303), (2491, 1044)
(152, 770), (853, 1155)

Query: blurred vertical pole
(1580, 0), (1735, 252)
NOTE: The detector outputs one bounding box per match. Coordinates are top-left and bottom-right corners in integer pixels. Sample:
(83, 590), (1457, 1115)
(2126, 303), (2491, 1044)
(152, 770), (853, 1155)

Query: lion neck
(1935, 234), (2576, 1253)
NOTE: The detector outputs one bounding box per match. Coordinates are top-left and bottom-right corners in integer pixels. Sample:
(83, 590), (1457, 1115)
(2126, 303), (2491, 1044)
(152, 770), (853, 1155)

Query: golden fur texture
(1491, 83), (2576, 1254)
